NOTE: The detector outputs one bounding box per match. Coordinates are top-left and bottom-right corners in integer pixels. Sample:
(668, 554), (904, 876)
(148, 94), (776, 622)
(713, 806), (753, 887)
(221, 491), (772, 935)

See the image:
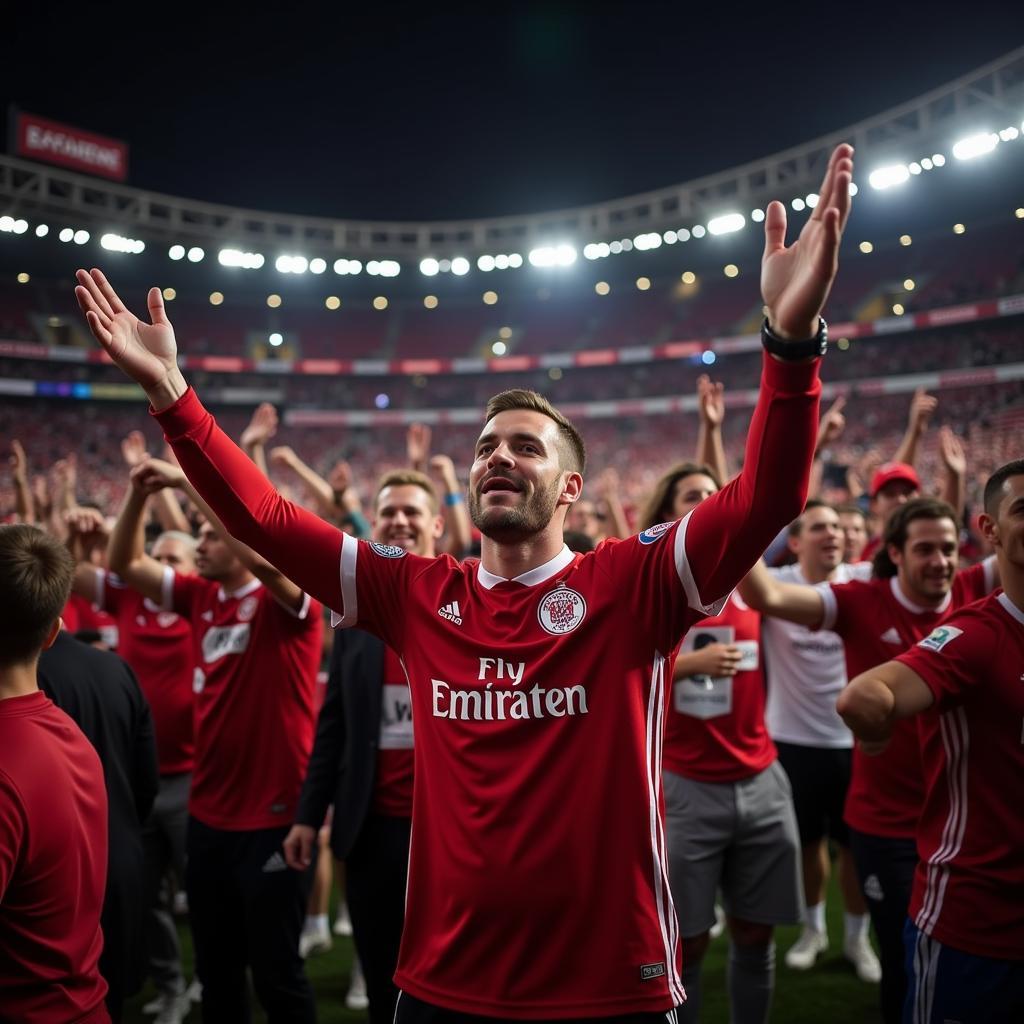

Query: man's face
(790, 506), (843, 573)
(873, 480), (919, 525)
(671, 473), (719, 520)
(981, 473), (1024, 573)
(373, 484), (443, 557)
(468, 409), (575, 542)
(194, 522), (242, 581)
(890, 517), (959, 604)
(838, 510), (868, 563)
(152, 536), (196, 576)
(566, 499), (600, 539)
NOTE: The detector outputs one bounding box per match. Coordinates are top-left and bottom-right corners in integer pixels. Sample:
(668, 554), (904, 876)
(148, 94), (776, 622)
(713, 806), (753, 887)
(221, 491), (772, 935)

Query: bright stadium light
(74, 230), (90, 245)
(12, 219), (28, 234)
(805, 193), (819, 208)
(751, 209), (765, 223)
(663, 230), (678, 244)
(952, 132), (998, 161)
(609, 240), (623, 254)
(335, 258), (362, 275)
(848, 182), (859, 196)
(100, 233), (145, 254)
(868, 164), (911, 190)
(491, 340), (507, 356)
(419, 257), (440, 276)
(309, 257), (327, 274)
(707, 213), (745, 236)
(932, 154), (946, 166)
(187, 246), (204, 262)
(791, 197), (806, 211)
(60, 228), (75, 243)
(691, 225), (706, 238)
(268, 332), (284, 347)
(218, 248), (263, 269)
(494, 254), (510, 269)
(908, 162), (922, 175)
(478, 254), (496, 271)
(451, 256), (470, 276)
(999, 126), (1019, 142)
(0, 216), (15, 232)
(528, 244), (577, 268)
(633, 232), (662, 250)
(677, 228), (691, 241)
(508, 253), (523, 268)
(35, 224), (49, 237)
(168, 244), (185, 260)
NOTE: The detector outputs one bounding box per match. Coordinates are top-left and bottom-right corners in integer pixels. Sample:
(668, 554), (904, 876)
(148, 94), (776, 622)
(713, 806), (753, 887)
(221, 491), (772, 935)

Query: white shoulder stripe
(673, 512), (731, 617)
(330, 532), (359, 629)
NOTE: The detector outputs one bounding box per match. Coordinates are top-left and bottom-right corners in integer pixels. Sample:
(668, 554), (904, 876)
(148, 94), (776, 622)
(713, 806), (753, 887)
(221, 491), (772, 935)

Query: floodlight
(707, 213), (745, 236)
(451, 257), (470, 276)
(269, 332), (283, 347)
(868, 165), (910, 190)
(952, 132), (998, 160)
(419, 257), (440, 276)
(478, 254), (496, 271)
(187, 246), (204, 262)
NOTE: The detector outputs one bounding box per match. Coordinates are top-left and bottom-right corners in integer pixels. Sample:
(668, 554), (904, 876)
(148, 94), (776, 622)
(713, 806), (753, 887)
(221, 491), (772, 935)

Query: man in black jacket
(39, 629), (159, 1022)
(284, 469), (444, 1024)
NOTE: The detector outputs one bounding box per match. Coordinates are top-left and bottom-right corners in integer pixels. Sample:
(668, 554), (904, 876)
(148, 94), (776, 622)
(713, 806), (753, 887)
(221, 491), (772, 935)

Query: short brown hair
(872, 497), (958, 579)
(483, 390), (586, 474)
(0, 525), (74, 667)
(788, 498), (835, 538)
(375, 469), (439, 514)
(638, 462), (721, 532)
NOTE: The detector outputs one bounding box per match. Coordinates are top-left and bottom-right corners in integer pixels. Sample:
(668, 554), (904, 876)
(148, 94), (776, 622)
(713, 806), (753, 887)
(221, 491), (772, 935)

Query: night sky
(4, 2), (1023, 221)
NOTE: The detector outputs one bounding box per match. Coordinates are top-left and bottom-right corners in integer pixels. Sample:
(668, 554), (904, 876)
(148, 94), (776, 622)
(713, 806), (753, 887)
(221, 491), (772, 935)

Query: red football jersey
(372, 647), (415, 817)
(0, 692), (110, 1023)
(820, 562), (992, 838)
(171, 575), (322, 831)
(98, 569), (195, 775)
(155, 351), (822, 1017)
(664, 593), (774, 782)
(897, 591), (1024, 960)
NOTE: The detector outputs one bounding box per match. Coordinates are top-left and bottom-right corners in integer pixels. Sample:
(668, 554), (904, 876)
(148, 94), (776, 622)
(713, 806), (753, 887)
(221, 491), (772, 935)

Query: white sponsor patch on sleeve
(917, 625), (964, 653)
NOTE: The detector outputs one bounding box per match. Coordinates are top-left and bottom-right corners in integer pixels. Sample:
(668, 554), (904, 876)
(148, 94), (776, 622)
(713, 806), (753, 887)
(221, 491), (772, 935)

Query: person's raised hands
(696, 374), (725, 428)
(908, 388), (938, 433)
(407, 423), (432, 470)
(130, 457), (186, 495)
(816, 395), (847, 451)
(938, 426), (967, 477)
(269, 446), (298, 469)
(74, 269), (180, 391)
(761, 143), (854, 340)
(240, 403), (279, 449)
(9, 440), (28, 479)
(120, 430), (149, 467)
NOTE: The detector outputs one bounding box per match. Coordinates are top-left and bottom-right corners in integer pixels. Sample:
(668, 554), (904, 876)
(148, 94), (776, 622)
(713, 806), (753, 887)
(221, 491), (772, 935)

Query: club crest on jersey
(237, 596), (259, 622)
(538, 585), (587, 635)
(918, 625), (964, 653)
(370, 542), (407, 559)
(638, 521), (674, 545)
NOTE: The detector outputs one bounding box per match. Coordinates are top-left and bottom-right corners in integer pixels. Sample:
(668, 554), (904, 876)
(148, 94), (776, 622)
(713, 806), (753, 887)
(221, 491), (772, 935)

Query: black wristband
(761, 317), (828, 361)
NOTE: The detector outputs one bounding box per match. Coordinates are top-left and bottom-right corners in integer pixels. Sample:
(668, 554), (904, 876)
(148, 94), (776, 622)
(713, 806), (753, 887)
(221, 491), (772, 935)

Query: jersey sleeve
(154, 388), (346, 619)
(170, 570), (210, 619)
(0, 770), (26, 901)
(894, 603), (994, 709)
(330, 533), (437, 654)
(953, 558), (997, 605)
(682, 352), (821, 611)
(816, 579), (861, 635)
(97, 569), (132, 616)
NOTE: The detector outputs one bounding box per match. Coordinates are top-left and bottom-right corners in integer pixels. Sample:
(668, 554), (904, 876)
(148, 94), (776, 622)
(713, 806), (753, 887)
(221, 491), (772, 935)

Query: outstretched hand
(696, 374), (725, 428)
(130, 457), (186, 495)
(241, 403), (279, 449)
(74, 269), (185, 406)
(761, 143), (854, 340)
(816, 395), (847, 451)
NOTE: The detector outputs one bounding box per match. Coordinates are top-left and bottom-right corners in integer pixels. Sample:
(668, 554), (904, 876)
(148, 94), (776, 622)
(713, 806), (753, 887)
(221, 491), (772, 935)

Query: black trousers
(848, 827), (918, 1024)
(395, 992), (681, 1023)
(185, 816), (316, 1024)
(346, 814), (412, 1024)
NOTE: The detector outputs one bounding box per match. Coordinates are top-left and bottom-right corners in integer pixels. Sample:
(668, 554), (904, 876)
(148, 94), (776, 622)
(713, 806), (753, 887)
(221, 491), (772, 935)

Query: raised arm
(431, 454), (472, 557)
(270, 445), (337, 516)
(9, 441), (34, 524)
(592, 467), (630, 541)
(892, 388), (936, 468)
(240, 403), (278, 478)
(936, 426), (967, 524)
(810, 394), (847, 499)
(736, 559), (826, 627)
(121, 430), (190, 534)
(685, 143), (854, 605)
(694, 375), (729, 485)
(107, 467), (167, 606)
(64, 506), (107, 603)
(74, 269), (344, 614)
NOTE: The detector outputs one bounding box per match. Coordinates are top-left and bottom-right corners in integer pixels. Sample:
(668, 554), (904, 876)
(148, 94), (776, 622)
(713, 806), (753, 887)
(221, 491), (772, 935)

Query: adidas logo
(438, 600), (463, 626)
(261, 852), (288, 874)
(880, 627), (902, 644)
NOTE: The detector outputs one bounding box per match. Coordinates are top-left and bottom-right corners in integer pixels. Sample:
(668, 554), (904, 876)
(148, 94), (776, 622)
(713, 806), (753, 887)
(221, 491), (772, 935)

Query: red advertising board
(14, 111), (128, 182)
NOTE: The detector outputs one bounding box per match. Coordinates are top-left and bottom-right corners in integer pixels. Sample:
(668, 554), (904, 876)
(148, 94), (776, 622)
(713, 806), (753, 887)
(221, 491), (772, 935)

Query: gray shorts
(664, 761), (804, 938)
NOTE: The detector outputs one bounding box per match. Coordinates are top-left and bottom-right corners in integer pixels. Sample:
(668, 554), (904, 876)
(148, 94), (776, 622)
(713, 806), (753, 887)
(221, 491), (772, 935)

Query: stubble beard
(469, 476), (562, 543)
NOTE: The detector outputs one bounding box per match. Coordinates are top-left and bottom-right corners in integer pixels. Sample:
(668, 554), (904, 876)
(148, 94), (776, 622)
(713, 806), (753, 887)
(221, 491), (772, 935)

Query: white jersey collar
(217, 576), (263, 603)
(996, 591), (1024, 626)
(477, 544), (575, 591)
(890, 575), (951, 616)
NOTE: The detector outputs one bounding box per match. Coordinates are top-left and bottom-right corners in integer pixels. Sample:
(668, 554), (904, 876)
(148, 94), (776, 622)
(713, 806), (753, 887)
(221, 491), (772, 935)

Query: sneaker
(709, 903), (726, 940)
(844, 934), (882, 983)
(333, 904), (353, 936)
(345, 958), (369, 1011)
(299, 923), (333, 959)
(141, 989), (189, 1023)
(785, 927), (829, 970)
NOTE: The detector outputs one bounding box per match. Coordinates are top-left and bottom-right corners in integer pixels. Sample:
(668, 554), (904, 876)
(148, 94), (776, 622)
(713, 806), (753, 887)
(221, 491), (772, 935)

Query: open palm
(761, 144), (854, 339)
(75, 269), (179, 388)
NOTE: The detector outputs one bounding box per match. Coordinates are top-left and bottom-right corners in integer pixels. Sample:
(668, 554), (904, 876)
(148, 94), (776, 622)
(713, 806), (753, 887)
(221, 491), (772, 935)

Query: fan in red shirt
(64, 499), (198, 1017)
(75, 142), (853, 1022)
(838, 458), (1024, 1024)
(740, 496), (997, 1024)
(105, 457), (322, 1023)
(0, 524), (111, 1024)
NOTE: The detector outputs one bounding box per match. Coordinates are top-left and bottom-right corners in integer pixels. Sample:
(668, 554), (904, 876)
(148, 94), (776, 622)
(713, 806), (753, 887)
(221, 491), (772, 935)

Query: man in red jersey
(642, 463), (804, 1024)
(75, 142), (853, 1022)
(838, 459), (1024, 1024)
(739, 497), (997, 1024)
(106, 457), (323, 1023)
(67, 503), (197, 1023)
(0, 524), (110, 1024)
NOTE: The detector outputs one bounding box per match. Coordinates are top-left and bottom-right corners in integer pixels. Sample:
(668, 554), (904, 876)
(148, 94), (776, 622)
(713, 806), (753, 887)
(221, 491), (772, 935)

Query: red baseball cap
(870, 462), (921, 498)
